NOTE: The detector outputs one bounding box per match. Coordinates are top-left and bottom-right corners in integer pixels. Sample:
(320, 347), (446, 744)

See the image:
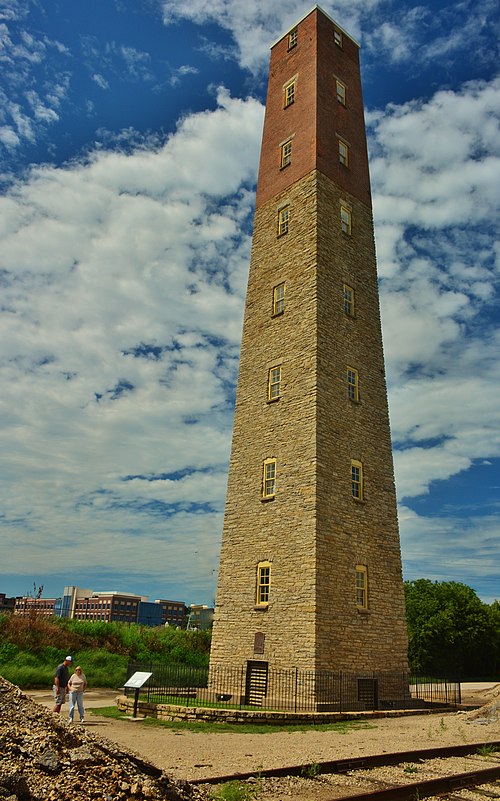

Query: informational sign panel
(124, 671), (152, 689)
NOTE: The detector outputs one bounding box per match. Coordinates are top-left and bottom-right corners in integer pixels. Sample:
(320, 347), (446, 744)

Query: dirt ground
(29, 684), (500, 783)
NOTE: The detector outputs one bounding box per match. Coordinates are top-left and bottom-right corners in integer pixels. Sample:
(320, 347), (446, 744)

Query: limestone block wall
(314, 172), (408, 672)
(210, 173), (321, 671)
(209, 5), (408, 685)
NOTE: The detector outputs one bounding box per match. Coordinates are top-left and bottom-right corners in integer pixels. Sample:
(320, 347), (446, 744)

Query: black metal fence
(125, 661), (461, 713)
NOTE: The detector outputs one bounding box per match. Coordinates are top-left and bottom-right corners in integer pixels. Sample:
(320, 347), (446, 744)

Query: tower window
(339, 139), (349, 166)
(284, 80), (295, 107)
(288, 29), (298, 50)
(281, 140), (292, 168)
(351, 460), (363, 500)
(263, 459), (277, 499)
(256, 562), (271, 606)
(268, 366), (282, 401)
(336, 79), (346, 105)
(343, 284), (355, 316)
(334, 29), (343, 48)
(356, 565), (368, 609)
(340, 205), (352, 235)
(347, 367), (359, 401)
(278, 206), (290, 236)
(273, 283), (285, 316)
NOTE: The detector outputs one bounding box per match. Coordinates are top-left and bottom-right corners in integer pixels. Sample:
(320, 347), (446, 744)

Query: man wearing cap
(52, 656), (72, 713)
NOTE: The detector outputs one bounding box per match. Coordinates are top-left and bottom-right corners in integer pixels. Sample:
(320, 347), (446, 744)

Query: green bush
(0, 615), (211, 688)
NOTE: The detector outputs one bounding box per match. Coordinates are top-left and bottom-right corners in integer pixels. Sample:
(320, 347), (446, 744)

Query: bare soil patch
(24, 683), (499, 788)
(28, 684), (499, 783)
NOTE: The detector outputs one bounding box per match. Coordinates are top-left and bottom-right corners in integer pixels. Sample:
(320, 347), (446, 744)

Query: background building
(12, 586), (187, 627)
(14, 596), (57, 617)
(0, 593), (16, 614)
(187, 604), (214, 630)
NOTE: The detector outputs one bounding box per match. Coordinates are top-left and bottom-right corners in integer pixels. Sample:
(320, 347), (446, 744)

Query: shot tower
(210, 6), (408, 706)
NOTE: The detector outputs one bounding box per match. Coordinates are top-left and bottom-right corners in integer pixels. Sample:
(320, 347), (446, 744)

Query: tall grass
(0, 614), (211, 689)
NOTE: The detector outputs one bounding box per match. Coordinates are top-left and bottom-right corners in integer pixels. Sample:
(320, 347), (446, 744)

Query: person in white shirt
(67, 665), (87, 723)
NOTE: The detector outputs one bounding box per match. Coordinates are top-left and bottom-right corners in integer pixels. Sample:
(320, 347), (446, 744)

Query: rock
(35, 747), (60, 773)
(0, 770), (31, 801)
(68, 745), (95, 764)
(0, 675), (197, 801)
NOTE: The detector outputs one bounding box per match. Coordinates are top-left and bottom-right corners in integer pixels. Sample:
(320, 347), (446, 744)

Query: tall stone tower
(210, 6), (408, 706)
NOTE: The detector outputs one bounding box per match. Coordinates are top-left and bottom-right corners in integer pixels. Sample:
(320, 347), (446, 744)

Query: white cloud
(399, 505), (500, 604)
(92, 73), (110, 91)
(0, 17), (71, 155)
(359, 75), (499, 602)
(160, 0), (375, 73)
(0, 89), (264, 596)
(160, 0), (499, 80)
(2, 0), (499, 602)
(368, 77), (500, 536)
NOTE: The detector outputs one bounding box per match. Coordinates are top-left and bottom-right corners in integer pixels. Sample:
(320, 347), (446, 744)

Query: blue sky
(1, 0), (499, 607)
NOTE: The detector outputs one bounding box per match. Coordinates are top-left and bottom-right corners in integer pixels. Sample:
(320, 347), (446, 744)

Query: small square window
(356, 565), (368, 609)
(284, 80), (295, 107)
(351, 460), (363, 500)
(347, 367), (359, 401)
(334, 29), (343, 48)
(288, 29), (298, 50)
(340, 205), (351, 235)
(339, 139), (349, 166)
(256, 561), (271, 605)
(281, 140), (292, 168)
(343, 284), (355, 316)
(263, 458), (277, 499)
(268, 366), (282, 401)
(273, 283), (285, 315)
(278, 206), (290, 236)
(336, 79), (346, 105)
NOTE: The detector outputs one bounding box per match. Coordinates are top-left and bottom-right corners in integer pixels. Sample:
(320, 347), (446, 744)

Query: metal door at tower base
(245, 660), (268, 706)
(358, 677), (379, 709)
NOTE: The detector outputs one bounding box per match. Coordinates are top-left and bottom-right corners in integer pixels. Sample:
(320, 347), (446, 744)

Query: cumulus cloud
(1, 0), (499, 602)
(0, 89), (264, 599)
(367, 78), (500, 521)
(160, 0), (499, 78)
(0, 15), (70, 157)
(160, 0), (372, 73)
(399, 506), (500, 604)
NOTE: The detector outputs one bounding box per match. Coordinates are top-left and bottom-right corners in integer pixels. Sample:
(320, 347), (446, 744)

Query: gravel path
(29, 685), (500, 782)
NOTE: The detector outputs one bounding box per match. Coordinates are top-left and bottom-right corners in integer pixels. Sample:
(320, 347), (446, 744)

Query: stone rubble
(465, 685), (500, 724)
(0, 676), (200, 801)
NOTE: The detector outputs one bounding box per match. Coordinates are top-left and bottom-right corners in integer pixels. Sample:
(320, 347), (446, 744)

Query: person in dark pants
(52, 656), (72, 713)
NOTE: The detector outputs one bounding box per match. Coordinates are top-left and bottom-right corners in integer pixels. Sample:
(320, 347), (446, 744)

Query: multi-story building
(187, 604), (214, 630)
(209, 6), (408, 707)
(14, 596), (57, 617)
(72, 591), (143, 623)
(13, 586), (187, 627)
(154, 599), (187, 628)
(0, 593), (16, 614)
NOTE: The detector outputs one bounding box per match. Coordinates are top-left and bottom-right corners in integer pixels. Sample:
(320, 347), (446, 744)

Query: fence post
(240, 665), (245, 709)
(294, 667), (298, 713)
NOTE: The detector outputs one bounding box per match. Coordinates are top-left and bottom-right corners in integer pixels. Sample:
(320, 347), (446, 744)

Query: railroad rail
(190, 740), (500, 784)
(191, 741), (500, 801)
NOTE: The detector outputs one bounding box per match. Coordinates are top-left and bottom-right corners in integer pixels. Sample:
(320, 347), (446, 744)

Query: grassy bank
(0, 614), (210, 689)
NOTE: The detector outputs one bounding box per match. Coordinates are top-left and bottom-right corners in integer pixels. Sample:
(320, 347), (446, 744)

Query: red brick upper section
(255, 7), (372, 210)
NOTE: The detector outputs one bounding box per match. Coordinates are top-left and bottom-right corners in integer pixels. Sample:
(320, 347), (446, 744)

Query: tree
(404, 579), (498, 677)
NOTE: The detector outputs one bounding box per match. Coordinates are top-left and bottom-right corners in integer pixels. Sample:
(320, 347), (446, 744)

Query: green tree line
(0, 580), (498, 688)
(404, 579), (500, 678)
